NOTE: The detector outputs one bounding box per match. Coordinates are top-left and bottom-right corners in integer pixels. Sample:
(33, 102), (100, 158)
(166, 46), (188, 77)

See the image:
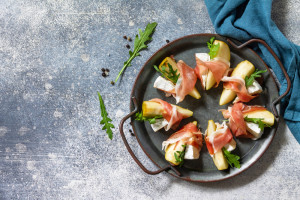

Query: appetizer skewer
(220, 60), (266, 105)
(154, 57), (201, 103)
(194, 38), (231, 90)
(205, 120), (240, 170)
(221, 103), (275, 139)
(135, 99), (193, 132)
(163, 121), (203, 166)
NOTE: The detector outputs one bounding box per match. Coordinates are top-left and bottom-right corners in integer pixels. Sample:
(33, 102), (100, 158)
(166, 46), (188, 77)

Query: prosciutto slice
(162, 122), (203, 151)
(205, 122), (233, 154)
(221, 103), (266, 138)
(150, 98), (185, 131)
(175, 60), (197, 103)
(222, 76), (256, 103)
(195, 56), (230, 88)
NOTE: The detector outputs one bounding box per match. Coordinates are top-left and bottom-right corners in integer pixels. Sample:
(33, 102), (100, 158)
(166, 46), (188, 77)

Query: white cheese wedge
(224, 139), (236, 152)
(246, 122), (263, 139)
(153, 76), (175, 93)
(195, 53), (210, 62)
(247, 80), (263, 95)
(150, 118), (169, 132)
(184, 144), (200, 160)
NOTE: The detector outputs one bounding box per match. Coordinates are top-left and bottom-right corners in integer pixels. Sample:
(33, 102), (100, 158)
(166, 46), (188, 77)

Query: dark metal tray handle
(227, 38), (291, 118)
(119, 97), (181, 176)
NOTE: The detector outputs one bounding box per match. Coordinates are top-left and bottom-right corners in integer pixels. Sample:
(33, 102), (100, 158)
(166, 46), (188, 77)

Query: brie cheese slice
(150, 118), (169, 132)
(224, 139), (236, 152)
(246, 122), (263, 139)
(195, 53), (210, 62)
(153, 76), (175, 93)
(184, 144), (200, 160)
(247, 80), (263, 95)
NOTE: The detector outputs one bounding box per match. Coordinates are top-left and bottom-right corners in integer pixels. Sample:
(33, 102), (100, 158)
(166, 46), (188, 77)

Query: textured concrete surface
(0, 0), (299, 199)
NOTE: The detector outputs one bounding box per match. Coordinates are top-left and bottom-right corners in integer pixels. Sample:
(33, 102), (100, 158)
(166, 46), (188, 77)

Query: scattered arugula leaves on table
(207, 37), (220, 59)
(153, 63), (180, 84)
(98, 92), (114, 140)
(244, 116), (271, 131)
(115, 22), (158, 83)
(222, 148), (241, 169)
(245, 69), (267, 88)
(174, 145), (187, 167)
(135, 112), (163, 124)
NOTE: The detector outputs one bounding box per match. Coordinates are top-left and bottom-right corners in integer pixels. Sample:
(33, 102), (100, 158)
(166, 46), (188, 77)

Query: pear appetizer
(221, 103), (275, 139)
(219, 60), (267, 105)
(153, 57), (201, 103)
(135, 98), (193, 132)
(163, 121), (203, 166)
(205, 120), (240, 170)
(195, 37), (231, 90)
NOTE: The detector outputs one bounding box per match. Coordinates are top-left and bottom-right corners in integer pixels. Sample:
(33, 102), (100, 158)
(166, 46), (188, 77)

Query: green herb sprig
(153, 63), (180, 84)
(244, 116), (271, 131)
(135, 112), (163, 124)
(245, 69), (267, 88)
(98, 92), (115, 140)
(207, 37), (220, 59)
(222, 148), (241, 169)
(174, 145), (186, 167)
(115, 22), (157, 83)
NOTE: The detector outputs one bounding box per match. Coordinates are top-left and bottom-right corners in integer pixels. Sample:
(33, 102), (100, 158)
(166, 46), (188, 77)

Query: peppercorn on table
(0, 0), (299, 199)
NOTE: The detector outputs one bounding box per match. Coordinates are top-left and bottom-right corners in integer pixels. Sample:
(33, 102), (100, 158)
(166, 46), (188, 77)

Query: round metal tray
(120, 34), (290, 182)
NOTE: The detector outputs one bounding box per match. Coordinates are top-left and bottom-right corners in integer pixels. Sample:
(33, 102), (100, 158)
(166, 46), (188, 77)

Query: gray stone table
(0, 0), (299, 199)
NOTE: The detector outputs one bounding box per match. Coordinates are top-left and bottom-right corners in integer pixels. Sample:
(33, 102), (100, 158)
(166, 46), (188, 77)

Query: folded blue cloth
(205, 0), (300, 143)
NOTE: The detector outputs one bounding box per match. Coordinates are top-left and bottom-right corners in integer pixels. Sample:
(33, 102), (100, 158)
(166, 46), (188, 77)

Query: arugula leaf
(244, 116), (271, 131)
(174, 145), (186, 167)
(135, 112), (163, 124)
(153, 63), (180, 84)
(115, 22), (157, 83)
(222, 148), (241, 169)
(207, 37), (220, 59)
(245, 69), (267, 88)
(97, 92), (115, 140)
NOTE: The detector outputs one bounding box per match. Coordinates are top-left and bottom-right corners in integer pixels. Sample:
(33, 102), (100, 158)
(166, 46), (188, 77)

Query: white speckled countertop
(0, 0), (299, 199)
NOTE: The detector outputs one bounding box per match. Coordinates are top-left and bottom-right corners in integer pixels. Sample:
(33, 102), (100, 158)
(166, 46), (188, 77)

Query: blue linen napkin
(204, 0), (300, 143)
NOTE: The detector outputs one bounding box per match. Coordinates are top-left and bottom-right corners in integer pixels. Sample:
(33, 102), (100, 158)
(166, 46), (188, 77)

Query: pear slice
(165, 140), (186, 165)
(206, 120), (228, 170)
(165, 121), (197, 165)
(205, 40), (231, 90)
(243, 110), (275, 126)
(214, 40), (231, 61)
(219, 60), (255, 105)
(159, 57), (201, 99)
(142, 101), (193, 118)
